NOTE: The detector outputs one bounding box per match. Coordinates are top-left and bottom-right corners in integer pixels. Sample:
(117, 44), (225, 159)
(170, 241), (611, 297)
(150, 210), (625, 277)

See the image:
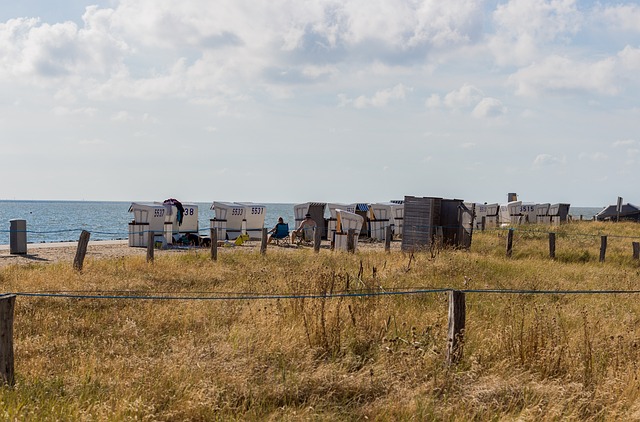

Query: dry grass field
(1, 221), (640, 420)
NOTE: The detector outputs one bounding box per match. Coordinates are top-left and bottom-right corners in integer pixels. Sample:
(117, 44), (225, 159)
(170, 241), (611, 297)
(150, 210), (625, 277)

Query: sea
(0, 200), (602, 245)
(0, 201), (296, 245)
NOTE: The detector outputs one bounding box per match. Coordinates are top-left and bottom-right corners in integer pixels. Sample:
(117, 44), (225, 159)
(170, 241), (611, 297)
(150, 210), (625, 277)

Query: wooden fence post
(0, 294), (16, 386)
(599, 235), (607, 263)
(146, 231), (154, 263)
(347, 229), (355, 253)
(73, 230), (91, 271)
(313, 227), (321, 253)
(385, 225), (392, 252)
(506, 228), (514, 258)
(549, 232), (556, 259)
(633, 242), (640, 260)
(260, 228), (268, 255)
(210, 228), (218, 261)
(481, 216), (486, 232)
(446, 290), (466, 365)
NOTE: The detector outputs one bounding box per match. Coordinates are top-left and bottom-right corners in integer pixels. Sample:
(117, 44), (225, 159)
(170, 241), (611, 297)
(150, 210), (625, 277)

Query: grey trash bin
(9, 219), (27, 254)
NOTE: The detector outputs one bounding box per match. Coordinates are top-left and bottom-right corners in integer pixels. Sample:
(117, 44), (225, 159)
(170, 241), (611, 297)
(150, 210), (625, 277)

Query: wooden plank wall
(401, 196), (439, 251)
(401, 196), (475, 252)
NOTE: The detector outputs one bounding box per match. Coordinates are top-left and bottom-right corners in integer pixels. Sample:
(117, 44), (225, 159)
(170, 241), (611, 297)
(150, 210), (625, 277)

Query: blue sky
(1, 0), (639, 206)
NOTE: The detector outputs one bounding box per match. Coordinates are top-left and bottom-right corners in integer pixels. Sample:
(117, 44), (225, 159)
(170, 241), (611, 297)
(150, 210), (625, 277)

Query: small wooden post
(73, 230), (91, 271)
(384, 225), (392, 252)
(446, 290), (465, 365)
(347, 229), (355, 253)
(506, 228), (514, 258)
(549, 232), (556, 259)
(146, 231), (154, 263)
(313, 227), (321, 253)
(580, 215), (583, 221)
(260, 228), (268, 255)
(330, 231), (335, 251)
(0, 294), (16, 386)
(599, 235), (607, 263)
(481, 216), (486, 232)
(210, 228), (218, 261)
(633, 242), (639, 260)
(435, 226), (444, 247)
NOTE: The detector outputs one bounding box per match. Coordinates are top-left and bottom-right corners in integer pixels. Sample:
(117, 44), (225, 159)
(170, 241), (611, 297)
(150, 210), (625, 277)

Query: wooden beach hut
(401, 196), (474, 252)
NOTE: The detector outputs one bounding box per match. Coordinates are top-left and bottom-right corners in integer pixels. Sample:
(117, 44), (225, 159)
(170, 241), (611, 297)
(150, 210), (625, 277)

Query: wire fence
(6, 287), (640, 302)
(2, 222), (640, 240)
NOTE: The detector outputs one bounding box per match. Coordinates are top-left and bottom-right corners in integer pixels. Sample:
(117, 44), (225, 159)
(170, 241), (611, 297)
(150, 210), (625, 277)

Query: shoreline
(0, 239), (129, 250)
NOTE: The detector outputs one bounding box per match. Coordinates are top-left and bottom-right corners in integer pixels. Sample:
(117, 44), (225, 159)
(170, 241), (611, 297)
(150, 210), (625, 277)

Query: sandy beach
(0, 238), (397, 267)
(0, 239), (229, 267)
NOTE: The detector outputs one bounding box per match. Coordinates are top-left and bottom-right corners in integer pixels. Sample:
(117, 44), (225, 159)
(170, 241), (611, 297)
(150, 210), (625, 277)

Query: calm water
(0, 201), (296, 244)
(0, 201), (602, 245)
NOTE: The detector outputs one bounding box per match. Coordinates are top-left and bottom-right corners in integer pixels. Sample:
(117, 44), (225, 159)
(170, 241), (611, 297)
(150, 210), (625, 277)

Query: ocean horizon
(0, 200), (604, 245)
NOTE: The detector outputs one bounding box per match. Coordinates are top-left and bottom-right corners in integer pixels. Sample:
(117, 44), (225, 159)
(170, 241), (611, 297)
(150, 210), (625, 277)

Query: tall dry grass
(1, 221), (640, 420)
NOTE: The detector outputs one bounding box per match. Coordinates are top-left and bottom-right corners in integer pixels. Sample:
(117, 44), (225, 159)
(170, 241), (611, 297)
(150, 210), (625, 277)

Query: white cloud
(508, 55), (618, 97)
(532, 153), (566, 167)
(111, 111), (132, 122)
(617, 46), (640, 71)
(2, 0), (640, 205)
(428, 84), (506, 120)
(612, 139), (637, 148)
(0, 8), (129, 81)
(626, 148), (640, 158)
(489, 0), (581, 66)
(600, 4), (640, 32)
(333, 0), (484, 49)
(301, 65), (338, 80)
(578, 152), (608, 162)
(425, 94), (441, 108)
(52, 106), (97, 116)
(472, 97), (507, 119)
(443, 84), (483, 109)
(347, 84), (410, 109)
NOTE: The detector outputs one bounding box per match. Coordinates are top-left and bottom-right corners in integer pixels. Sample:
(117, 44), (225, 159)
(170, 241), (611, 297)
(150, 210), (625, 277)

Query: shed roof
(595, 203), (640, 220)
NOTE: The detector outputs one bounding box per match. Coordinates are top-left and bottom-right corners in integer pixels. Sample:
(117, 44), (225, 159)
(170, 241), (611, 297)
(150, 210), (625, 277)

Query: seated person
(291, 213), (317, 244)
(268, 217), (289, 244)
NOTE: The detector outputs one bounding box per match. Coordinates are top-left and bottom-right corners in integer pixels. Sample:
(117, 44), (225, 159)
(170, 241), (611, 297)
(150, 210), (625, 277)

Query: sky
(1, 0), (639, 206)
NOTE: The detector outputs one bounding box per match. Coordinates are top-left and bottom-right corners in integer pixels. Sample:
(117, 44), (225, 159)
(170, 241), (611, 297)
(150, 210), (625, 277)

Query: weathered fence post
(384, 225), (392, 252)
(0, 294), (16, 386)
(633, 242), (639, 260)
(446, 290), (466, 365)
(481, 216), (486, 232)
(146, 231), (154, 263)
(313, 227), (321, 253)
(347, 229), (355, 253)
(506, 228), (514, 258)
(599, 235), (607, 263)
(260, 228), (268, 255)
(210, 228), (218, 261)
(73, 230), (91, 271)
(549, 232), (556, 259)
